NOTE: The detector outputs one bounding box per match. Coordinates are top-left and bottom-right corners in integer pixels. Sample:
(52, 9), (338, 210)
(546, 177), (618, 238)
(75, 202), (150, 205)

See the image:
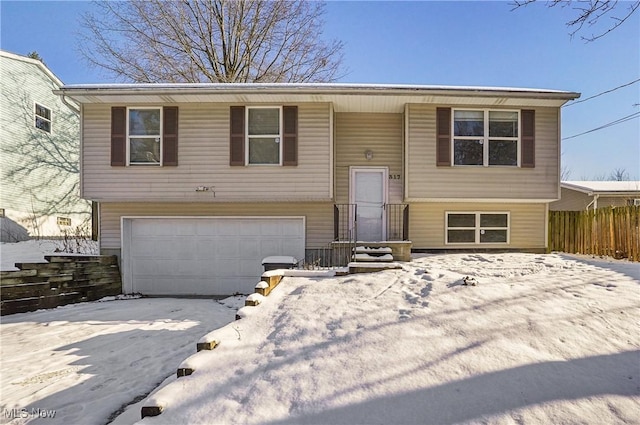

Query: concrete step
(353, 245), (394, 262)
(353, 253), (394, 262)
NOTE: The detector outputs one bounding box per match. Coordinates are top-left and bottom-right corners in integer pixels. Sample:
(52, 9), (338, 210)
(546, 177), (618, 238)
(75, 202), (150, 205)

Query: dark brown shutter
(282, 106), (298, 166)
(162, 106), (178, 166)
(436, 107), (451, 166)
(111, 107), (126, 166)
(230, 106), (245, 166)
(521, 109), (535, 168)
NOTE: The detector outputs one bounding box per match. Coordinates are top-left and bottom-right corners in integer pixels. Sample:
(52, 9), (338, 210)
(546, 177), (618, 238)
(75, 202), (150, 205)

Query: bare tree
(560, 164), (572, 181)
(511, 0), (640, 41)
(78, 0), (344, 83)
(609, 167), (630, 181)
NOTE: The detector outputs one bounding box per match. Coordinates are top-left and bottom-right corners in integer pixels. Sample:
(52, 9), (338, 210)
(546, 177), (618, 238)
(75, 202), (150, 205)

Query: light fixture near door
(364, 149), (373, 160)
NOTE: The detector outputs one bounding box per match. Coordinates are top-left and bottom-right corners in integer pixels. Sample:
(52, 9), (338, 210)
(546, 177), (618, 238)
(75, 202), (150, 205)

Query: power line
(562, 111), (640, 140)
(563, 78), (640, 107)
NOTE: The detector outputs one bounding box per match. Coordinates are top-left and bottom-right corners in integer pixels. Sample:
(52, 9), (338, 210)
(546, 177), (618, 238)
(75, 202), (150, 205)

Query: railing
(334, 204), (357, 241)
(299, 203), (409, 270)
(385, 204), (409, 241)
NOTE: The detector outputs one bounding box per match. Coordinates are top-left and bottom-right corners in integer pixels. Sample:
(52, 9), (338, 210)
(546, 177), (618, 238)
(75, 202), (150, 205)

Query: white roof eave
(54, 83), (580, 112)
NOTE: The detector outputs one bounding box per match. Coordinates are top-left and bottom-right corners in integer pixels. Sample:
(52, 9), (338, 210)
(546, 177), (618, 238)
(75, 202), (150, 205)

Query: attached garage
(121, 217), (305, 296)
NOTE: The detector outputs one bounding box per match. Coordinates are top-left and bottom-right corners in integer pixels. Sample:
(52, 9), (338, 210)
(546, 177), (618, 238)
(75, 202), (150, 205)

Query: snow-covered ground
(1, 239), (98, 271)
(1, 250), (639, 424)
(0, 297), (241, 425)
(115, 253), (638, 425)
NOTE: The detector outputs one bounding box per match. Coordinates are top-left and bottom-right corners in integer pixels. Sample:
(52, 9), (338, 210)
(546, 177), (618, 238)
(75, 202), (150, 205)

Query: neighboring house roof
(0, 49), (64, 87)
(56, 83), (580, 112)
(561, 181), (640, 196)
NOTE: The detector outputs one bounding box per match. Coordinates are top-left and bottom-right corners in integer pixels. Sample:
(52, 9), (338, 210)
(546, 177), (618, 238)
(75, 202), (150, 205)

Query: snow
(0, 239), (98, 271)
(0, 297), (239, 425)
(563, 181), (640, 193)
(124, 253), (639, 425)
(2, 252), (639, 425)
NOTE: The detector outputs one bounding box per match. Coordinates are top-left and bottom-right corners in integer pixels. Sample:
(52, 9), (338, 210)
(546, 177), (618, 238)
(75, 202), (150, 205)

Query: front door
(350, 167), (387, 241)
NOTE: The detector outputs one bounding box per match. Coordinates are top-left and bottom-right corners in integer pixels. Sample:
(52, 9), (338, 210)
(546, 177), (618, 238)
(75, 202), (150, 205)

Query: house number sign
(389, 174), (401, 180)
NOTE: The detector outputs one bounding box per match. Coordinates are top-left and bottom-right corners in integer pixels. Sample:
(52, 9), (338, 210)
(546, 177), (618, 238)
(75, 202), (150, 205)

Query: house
(55, 83), (579, 296)
(550, 181), (640, 211)
(0, 50), (90, 239)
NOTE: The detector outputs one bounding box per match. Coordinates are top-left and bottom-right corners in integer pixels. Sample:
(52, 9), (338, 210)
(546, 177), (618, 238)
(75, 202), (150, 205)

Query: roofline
(55, 82), (580, 101)
(561, 181), (640, 196)
(1, 49), (65, 87)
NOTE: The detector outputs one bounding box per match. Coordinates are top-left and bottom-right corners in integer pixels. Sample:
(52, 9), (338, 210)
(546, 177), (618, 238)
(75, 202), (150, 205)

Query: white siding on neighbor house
(408, 202), (547, 249)
(334, 112), (404, 204)
(406, 105), (560, 201)
(0, 52), (89, 236)
(99, 202), (334, 251)
(81, 103), (332, 202)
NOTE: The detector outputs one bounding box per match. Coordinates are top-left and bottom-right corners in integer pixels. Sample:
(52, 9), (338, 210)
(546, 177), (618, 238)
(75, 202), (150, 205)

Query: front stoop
(348, 261), (403, 274)
(332, 241), (412, 262)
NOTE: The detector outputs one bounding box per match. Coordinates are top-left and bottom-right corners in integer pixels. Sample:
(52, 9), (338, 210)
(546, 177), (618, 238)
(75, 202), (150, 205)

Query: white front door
(351, 167), (387, 241)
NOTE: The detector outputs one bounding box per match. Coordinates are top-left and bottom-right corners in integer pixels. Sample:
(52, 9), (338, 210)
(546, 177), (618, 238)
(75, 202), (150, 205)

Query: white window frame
(126, 107), (162, 166)
(452, 109), (520, 167)
(34, 102), (52, 133)
(246, 106), (283, 166)
(445, 211), (510, 245)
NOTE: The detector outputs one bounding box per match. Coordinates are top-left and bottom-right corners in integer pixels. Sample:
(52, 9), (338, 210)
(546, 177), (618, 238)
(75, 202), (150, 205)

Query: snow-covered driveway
(0, 297), (239, 425)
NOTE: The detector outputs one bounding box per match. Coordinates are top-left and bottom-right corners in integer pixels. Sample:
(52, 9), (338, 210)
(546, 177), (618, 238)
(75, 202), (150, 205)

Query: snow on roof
(562, 181), (640, 194)
(58, 82), (579, 97)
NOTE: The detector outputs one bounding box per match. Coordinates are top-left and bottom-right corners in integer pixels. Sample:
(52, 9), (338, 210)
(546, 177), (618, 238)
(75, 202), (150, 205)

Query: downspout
(586, 194), (599, 211)
(60, 94), (80, 115)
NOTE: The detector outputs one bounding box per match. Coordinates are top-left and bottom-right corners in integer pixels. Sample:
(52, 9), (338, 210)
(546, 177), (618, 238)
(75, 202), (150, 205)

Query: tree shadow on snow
(266, 349), (640, 425)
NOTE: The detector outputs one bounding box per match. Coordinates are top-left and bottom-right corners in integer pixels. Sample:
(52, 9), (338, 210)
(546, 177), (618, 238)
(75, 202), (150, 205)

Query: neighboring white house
(550, 181), (640, 211)
(0, 50), (90, 239)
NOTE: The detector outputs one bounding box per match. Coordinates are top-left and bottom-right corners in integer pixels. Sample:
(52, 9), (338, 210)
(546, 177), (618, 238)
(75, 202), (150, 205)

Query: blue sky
(1, 1), (638, 180)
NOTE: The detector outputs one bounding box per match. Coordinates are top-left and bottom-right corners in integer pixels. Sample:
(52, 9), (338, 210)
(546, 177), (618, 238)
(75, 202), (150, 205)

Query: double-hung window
(247, 106), (282, 165)
(35, 103), (52, 133)
(446, 212), (510, 244)
(453, 110), (519, 167)
(128, 107), (161, 165)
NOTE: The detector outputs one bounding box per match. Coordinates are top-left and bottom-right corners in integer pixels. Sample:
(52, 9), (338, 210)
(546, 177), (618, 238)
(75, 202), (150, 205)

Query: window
(57, 217), (72, 226)
(446, 212), (509, 244)
(453, 109), (519, 167)
(35, 103), (51, 133)
(247, 107), (281, 165)
(128, 107), (161, 165)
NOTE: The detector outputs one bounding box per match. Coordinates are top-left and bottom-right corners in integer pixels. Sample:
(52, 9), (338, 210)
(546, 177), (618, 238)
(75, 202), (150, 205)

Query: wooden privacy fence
(0, 255), (122, 315)
(549, 206), (640, 262)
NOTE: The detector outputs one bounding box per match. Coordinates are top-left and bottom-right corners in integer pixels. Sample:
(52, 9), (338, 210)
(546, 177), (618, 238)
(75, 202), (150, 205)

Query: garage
(121, 217), (305, 296)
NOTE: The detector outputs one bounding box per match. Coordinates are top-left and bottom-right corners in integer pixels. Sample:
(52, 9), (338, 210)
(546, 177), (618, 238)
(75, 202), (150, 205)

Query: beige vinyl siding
(334, 112), (403, 203)
(99, 202), (334, 250)
(82, 103), (331, 201)
(408, 202), (547, 249)
(406, 105), (560, 200)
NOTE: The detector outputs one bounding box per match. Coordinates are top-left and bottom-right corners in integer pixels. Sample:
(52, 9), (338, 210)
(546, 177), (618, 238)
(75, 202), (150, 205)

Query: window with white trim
(247, 106), (281, 165)
(453, 110), (519, 167)
(128, 107), (161, 165)
(35, 103), (51, 133)
(446, 212), (510, 244)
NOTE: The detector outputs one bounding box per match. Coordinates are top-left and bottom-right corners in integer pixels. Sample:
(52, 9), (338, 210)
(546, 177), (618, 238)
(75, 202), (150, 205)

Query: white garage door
(122, 217), (305, 296)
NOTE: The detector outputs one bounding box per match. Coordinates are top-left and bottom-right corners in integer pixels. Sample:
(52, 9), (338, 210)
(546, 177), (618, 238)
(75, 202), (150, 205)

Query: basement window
(446, 212), (510, 244)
